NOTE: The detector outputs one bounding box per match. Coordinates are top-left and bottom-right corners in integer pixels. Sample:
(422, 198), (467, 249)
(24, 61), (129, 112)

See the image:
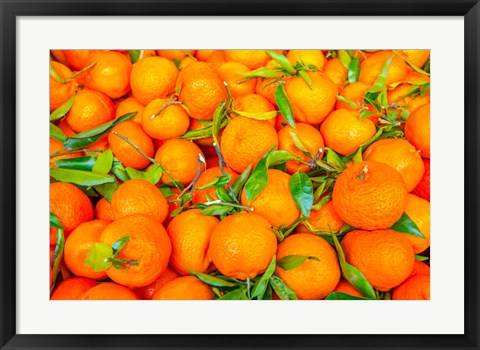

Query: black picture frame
(1, 1), (479, 349)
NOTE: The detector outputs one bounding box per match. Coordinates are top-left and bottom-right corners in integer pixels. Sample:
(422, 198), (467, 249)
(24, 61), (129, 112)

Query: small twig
(212, 142), (240, 204)
(177, 153), (206, 199)
(152, 96), (182, 119)
(66, 61), (97, 81)
(203, 199), (254, 212)
(307, 148), (324, 169)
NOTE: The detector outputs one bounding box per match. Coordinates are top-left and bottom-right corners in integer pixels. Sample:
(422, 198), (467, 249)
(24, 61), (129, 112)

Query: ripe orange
(275, 233), (341, 300)
(341, 229), (415, 291)
(81, 282), (141, 300)
(64, 220), (110, 280)
(111, 179), (168, 223)
(387, 84), (430, 113)
(188, 119), (215, 147)
(403, 194), (430, 254)
(231, 93), (277, 127)
(392, 274), (430, 300)
(323, 58), (348, 89)
(332, 161), (408, 230)
(205, 50), (227, 70)
(335, 82), (369, 111)
(94, 198), (115, 221)
(177, 62), (227, 120)
(363, 139), (425, 192)
(66, 89), (115, 133)
(333, 279), (364, 298)
(401, 50), (430, 68)
(152, 276), (214, 300)
(254, 59), (282, 106)
(154, 139), (205, 185)
(286, 50), (326, 70)
(410, 260), (430, 278)
(100, 214), (172, 287)
(141, 98), (190, 140)
(220, 116), (278, 173)
(63, 50), (95, 70)
(50, 182), (94, 235)
(208, 213), (277, 280)
(108, 120), (154, 169)
(115, 97), (144, 124)
(132, 266), (180, 300)
(277, 123), (324, 174)
(167, 209), (219, 275)
(284, 72), (338, 125)
(359, 50), (408, 86)
(412, 159), (430, 201)
(241, 169), (300, 228)
(85, 50), (132, 99)
(51, 277), (97, 300)
(192, 166), (238, 204)
(50, 61), (77, 112)
(157, 50), (196, 61)
(217, 62), (257, 98)
(320, 109), (376, 156)
(51, 50), (69, 65)
(306, 201), (344, 232)
(130, 56), (179, 105)
(224, 50), (269, 70)
(404, 103), (430, 159)
(196, 50), (216, 61)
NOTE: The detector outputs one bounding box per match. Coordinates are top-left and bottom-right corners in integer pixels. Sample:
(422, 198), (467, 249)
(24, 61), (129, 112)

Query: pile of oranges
(49, 49), (430, 300)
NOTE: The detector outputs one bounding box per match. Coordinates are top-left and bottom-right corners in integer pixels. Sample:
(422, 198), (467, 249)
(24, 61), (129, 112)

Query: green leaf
(422, 58), (430, 73)
(368, 55), (394, 94)
(330, 232), (376, 299)
(263, 285), (273, 300)
(277, 255), (320, 270)
(111, 161), (129, 182)
(275, 84), (295, 128)
(289, 132), (311, 157)
(50, 122), (67, 143)
(111, 236), (131, 256)
(390, 212), (425, 238)
(231, 165), (251, 197)
(212, 100), (227, 146)
(92, 149), (113, 174)
(50, 94), (75, 122)
(232, 110), (277, 121)
(50, 62), (66, 83)
(63, 112), (136, 150)
(54, 156), (96, 171)
(51, 227), (64, 291)
(160, 185), (176, 198)
(240, 67), (281, 79)
(403, 56), (430, 76)
(352, 147), (363, 164)
(325, 148), (345, 170)
(325, 292), (371, 300)
(338, 50), (352, 69)
(347, 57), (361, 83)
(218, 288), (247, 300)
(336, 95), (358, 109)
(267, 150), (297, 167)
(400, 110), (411, 122)
(269, 275), (298, 300)
(189, 270), (237, 287)
(84, 243), (114, 272)
(129, 50), (141, 64)
(251, 255), (276, 300)
(50, 212), (63, 229)
(244, 146), (275, 203)
(196, 175), (232, 190)
(50, 168), (115, 186)
(298, 70), (312, 88)
(215, 186), (234, 203)
(201, 205), (233, 216)
(265, 50), (295, 74)
(290, 171), (313, 218)
(94, 181), (118, 202)
(415, 255), (429, 262)
(125, 165), (162, 185)
(359, 111), (377, 120)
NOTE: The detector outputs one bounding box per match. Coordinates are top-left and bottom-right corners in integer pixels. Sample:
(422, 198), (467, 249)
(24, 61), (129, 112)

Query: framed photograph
(1, 0), (479, 349)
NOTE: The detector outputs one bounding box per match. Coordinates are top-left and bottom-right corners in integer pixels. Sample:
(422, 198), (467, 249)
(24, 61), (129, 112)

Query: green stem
(212, 142), (240, 204)
(203, 199), (253, 212)
(177, 154), (205, 198)
(66, 61), (96, 81)
(107, 257), (138, 266)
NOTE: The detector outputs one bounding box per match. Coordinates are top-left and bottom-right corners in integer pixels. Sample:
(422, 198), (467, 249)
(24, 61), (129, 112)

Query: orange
(50, 137), (82, 167)
(167, 209), (220, 275)
(50, 182), (94, 235)
(178, 56), (196, 70)
(404, 103), (430, 159)
(130, 56), (179, 105)
(403, 194), (430, 254)
(324, 58), (348, 89)
(208, 212), (277, 280)
(51, 50), (69, 65)
(196, 50), (216, 61)
(401, 50), (430, 68)
(217, 62), (257, 98)
(100, 214), (172, 287)
(286, 50), (326, 70)
(94, 198), (115, 221)
(284, 72), (338, 125)
(410, 260), (431, 277)
(85, 50), (132, 99)
(63, 50), (95, 70)
(335, 82), (370, 111)
(320, 109), (376, 156)
(108, 121), (154, 169)
(81, 282), (141, 300)
(157, 50), (196, 61)
(50, 61), (77, 112)
(255, 59), (282, 106)
(111, 179), (168, 223)
(192, 166), (238, 204)
(51, 277), (97, 300)
(66, 89), (115, 133)
(177, 62), (227, 120)
(275, 233), (341, 300)
(405, 71), (430, 84)
(363, 139), (425, 192)
(132, 266), (180, 300)
(332, 161), (408, 230)
(154, 139), (205, 185)
(241, 169), (300, 227)
(152, 276), (214, 300)
(341, 229), (414, 291)
(64, 220), (110, 280)
(205, 50), (227, 70)
(224, 50), (269, 70)
(359, 50), (408, 86)
(306, 201), (344, 232)
(333, 279), (364, 298)
(188, 118), (214, 146)
(387, 84), (430, 113)
(141, 98), (190, 140)
(412, 159), (430, 201)
(277, 123), (324, 174)
(231, 93), (277, 127)
(220, 116), (278, 173)
(392, 274), (430, 300)
(115, 97), (144, 124)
